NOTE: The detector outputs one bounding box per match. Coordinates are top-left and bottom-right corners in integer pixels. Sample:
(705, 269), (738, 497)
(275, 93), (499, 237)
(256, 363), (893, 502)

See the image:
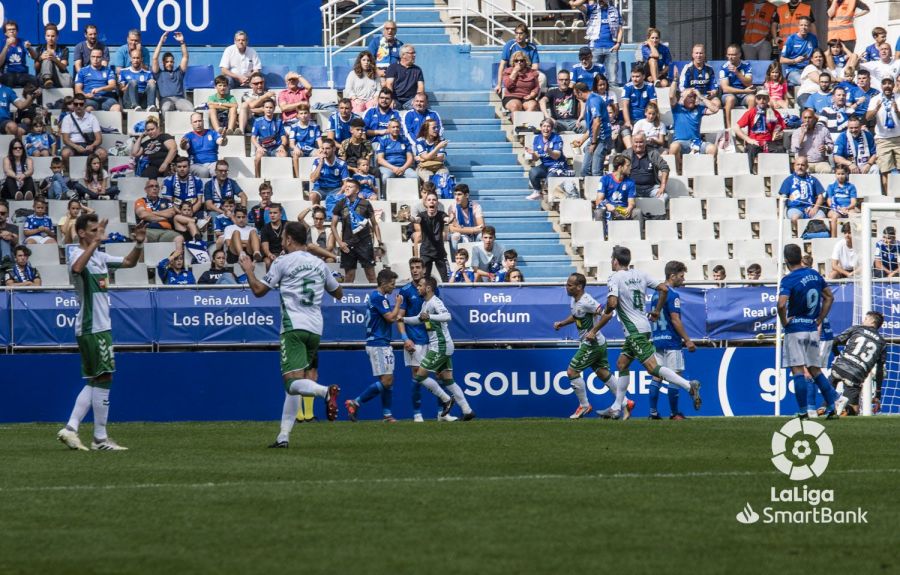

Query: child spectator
(249, 182), (286, 230)
(208, 75), (238, 135)
(57, 199), (94, 244)
(632, 101), (667, 149)
(156, 247), (195, 285)
(764, 61), (790, 110)
(42, 157), (70, 200)
(252, 99), (287, 177)
(493, 249), (519, 282)
(712, 264), (727, 284)
(470, 225), (504, 279)
(4, 245), (41, 286)
(825, 164), (858, 237)
(198, 249), (238, 284)
(73, 153), (115, 200)
(24, 197), (57, 245)
(214, 197), (236, 249)
(449, 248), (475, 283)
(353, 157), (379, 199)
(507, 268), (524, 283)
(289, 103), (322, 176)
(25, 119), (56, 156)
(338, 118), (373, 174)
(176, 202), (202, 243)
(224, 205), (262, 263)
(746, 263), (762, 282)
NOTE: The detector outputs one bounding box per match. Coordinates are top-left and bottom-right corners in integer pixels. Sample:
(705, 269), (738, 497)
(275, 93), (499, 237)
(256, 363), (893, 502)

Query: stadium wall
(0, 347), (805, 423)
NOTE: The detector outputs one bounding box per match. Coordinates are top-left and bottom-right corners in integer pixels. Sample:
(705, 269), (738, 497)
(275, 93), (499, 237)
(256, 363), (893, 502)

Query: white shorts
(654, 349), (685, 372)
(783, 331), (820, 368)
(403, 343), (428, 367)
(28, 235), (53, 244)
(816, 339), (832, 369)
(366, 346), (395, 377)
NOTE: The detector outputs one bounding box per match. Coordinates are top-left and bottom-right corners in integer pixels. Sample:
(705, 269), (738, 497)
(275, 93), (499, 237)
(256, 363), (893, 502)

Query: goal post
(858, 203), (897, 416)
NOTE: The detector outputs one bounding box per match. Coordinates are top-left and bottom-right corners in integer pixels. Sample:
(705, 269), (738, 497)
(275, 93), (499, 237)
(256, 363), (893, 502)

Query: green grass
(1, 418), (898, 574)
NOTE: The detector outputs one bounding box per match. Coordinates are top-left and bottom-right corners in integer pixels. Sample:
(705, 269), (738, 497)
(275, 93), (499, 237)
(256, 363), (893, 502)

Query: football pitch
(1, 417), (897, 574)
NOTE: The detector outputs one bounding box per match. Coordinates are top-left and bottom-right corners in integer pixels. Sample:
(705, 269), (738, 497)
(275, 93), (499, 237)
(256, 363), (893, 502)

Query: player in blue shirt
(825, 164), (858, 235)
(595, 154), (637, 222)
(778, 156), (826, 222)
(649, 260), (696, 419)
(495, 24), (540, 95)
(779, 16), (818, 86)
(346, 269), (405, 422)
(117, 51), (157, 111)
(571, 47), (606, 87)
(75, 47), (121, 112)
(777, 243), (836, 418)
(395, 259), (455, 421)
(364, 89), (401, 138)
(719, 44), (755, 129)
(573, 82), (611, 176)
(181, 112), (225, 178)
(251, 99), (287, 178)
(620, 66), (657, 148)
(327, 99), (359, 144)
(310, 138), (350, 218)
(667, 84), (719, 171)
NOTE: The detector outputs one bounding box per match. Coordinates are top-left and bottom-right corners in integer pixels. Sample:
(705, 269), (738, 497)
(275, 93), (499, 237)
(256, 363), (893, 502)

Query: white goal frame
(858, 203), (893, 417)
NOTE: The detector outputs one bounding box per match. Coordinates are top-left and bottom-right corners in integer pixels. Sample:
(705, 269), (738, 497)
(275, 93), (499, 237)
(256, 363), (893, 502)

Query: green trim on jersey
(280, 297), (294, 332)
(622, 332), (656, 362)
(420, 350), (452, 373)
(569, 342), (610, 373)
(616, 300), (641, 336)
(280, 329), (320, 377)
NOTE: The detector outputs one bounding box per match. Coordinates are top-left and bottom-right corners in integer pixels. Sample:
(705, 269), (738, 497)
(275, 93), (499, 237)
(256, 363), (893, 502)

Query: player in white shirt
(553, 273), (616, 418)
(402, 276), (475, 420)
(240, 221), (343, 447)
(587, 246), (702, 418)
(57, 215), (146, 452)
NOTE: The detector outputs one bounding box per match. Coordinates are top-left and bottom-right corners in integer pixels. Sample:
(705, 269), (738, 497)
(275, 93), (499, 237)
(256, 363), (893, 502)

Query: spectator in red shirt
(732, 89), (786, 174)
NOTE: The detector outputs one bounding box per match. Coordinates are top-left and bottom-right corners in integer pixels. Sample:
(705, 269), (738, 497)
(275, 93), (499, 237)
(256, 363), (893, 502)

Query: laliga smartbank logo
(735, 420), (868, 525)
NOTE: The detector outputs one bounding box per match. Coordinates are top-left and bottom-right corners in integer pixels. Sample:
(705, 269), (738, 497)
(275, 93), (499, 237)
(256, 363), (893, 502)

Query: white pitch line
(2, 468), (899, 493)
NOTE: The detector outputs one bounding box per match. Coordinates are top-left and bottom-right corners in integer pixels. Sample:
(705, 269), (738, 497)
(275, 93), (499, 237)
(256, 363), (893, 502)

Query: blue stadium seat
(332, 65), (352, 87)
(300, 65), (328, 89)
(262, 65), (289, 88)
(184, 65), (214, 90)
(491, 62), (500, 87)
(539, 63), (557, 87)
(747, 60), (771, 86)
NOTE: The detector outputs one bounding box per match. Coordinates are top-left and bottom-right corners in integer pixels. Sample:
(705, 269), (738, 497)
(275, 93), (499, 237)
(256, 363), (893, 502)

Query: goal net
(856, 204), (900, 416)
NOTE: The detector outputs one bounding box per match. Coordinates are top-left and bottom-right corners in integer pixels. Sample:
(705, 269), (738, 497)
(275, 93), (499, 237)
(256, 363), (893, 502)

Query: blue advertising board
(154, 288), (279, 345)
(0, 347), (817, 423)
(0, 290), (8, 346)
(0, 0), (322, 47)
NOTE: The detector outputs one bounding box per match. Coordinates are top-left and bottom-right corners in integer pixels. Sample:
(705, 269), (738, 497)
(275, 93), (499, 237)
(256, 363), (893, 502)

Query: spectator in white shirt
(219, 31), (262, 88)
(865, 77), (900, 193)
(829, 222), (857, 279)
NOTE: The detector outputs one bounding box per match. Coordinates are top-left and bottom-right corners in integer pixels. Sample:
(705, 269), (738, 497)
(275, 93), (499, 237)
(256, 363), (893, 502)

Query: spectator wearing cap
(495, 24), (540, 96)
(640, 28), (672, 87)
(873, 226), (900, 278)
(278, 71), (313, 125)
(570, 0), (623, 86)
(384, 45), (424, 109)
(219, 31), (262, 88)
(367, 20), (404, 75)
(571, 46), (605, 87)
(790, 109), (833, 173)
(734, 89), (785, 173)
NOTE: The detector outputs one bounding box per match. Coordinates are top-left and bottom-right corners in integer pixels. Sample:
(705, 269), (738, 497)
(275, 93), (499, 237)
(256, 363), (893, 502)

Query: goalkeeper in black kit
(831, 311), (887, 416)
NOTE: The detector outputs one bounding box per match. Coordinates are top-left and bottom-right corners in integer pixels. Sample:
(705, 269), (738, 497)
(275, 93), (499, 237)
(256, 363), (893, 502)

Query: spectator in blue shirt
(310, 139), (350, 217)
(833, 115), (877, 174)
(571, 46), (605, 87)
(572, 81), (612, 176)
(0, 21), (36, 88)
(328, 98), (359, 144)
(678, 44), (719, 100)
(157, 247), (196, 285)
(594, 154), (640, 225)
(181, 112), (225, 178)
(377, 119), (416, 189)
(859, 27), (886, 64)
(0, 84), (29, 136)
(526, 118), (572, 200)
(111, 29), (151, 74)
(666, 83), (720, 173)
(720, 44), (756, 129)
(780, 16), (818, 86)
(571, 0), (623, 85)
(289, 103), (323, 176)
(778, 155), (826, 222)
(367, 20), (404, 75)
(152, 31), (193, 112)
(75, 48), (121, 112)
(403, 92), (442, 145)
(641, 28), (672, 87)
(874, 226), (900, 278)
(620, 66), (658, 149)
(363, 88), (401, 139)
(204, 160), (247, 216)
(118, 50), (158, 111)
(251, 99), (287, 178)
(495, 24), (540, 96)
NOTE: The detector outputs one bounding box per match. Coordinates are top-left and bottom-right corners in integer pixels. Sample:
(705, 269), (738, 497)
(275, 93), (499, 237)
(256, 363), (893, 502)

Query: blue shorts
(672, 139), (714, 154)
(261, 146), (282, 157)
(724, 93), (750, 106)
(786, 207), (827, 220)
(85, 95), (118, 111)
(321, 188), (343, 218)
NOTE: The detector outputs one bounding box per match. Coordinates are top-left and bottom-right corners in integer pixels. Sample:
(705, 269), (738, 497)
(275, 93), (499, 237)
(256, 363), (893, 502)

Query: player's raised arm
(120, 223), (147, 269)
(239, 252), (270, 297)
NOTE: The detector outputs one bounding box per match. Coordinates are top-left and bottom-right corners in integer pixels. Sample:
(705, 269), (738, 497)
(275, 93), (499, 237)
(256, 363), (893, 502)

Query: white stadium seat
(682, 155), (715, 177)
(692, 175), (727, 198)
(559, 199), (592, 225)
(38, 264), (72, 287)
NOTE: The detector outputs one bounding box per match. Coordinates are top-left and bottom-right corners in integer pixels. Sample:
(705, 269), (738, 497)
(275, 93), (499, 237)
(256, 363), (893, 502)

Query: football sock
(814, 373), (838, 407)
(602, 373), (615, 394)
(648, 380), (661, 414)
(612, 373), (629, 410)
(278, 393), (300, 443)
(806, 378), (819, 411)
(296, 396), (315, 420)
(569, 376), (589, 408)
(667, 384), (680, 415)
(792, 374), (809, 412)
(411, 379), (423, 414)
(444, 381), (472, 414)
(381, 385), (393, 416)
(654, 366), (690, 391)
(66, 385), (93, 432)
(288, 379), (327, 398)
(91, 386), (110, 441)
(357, 381), (382, 404)
(419, 376), (451, 403)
